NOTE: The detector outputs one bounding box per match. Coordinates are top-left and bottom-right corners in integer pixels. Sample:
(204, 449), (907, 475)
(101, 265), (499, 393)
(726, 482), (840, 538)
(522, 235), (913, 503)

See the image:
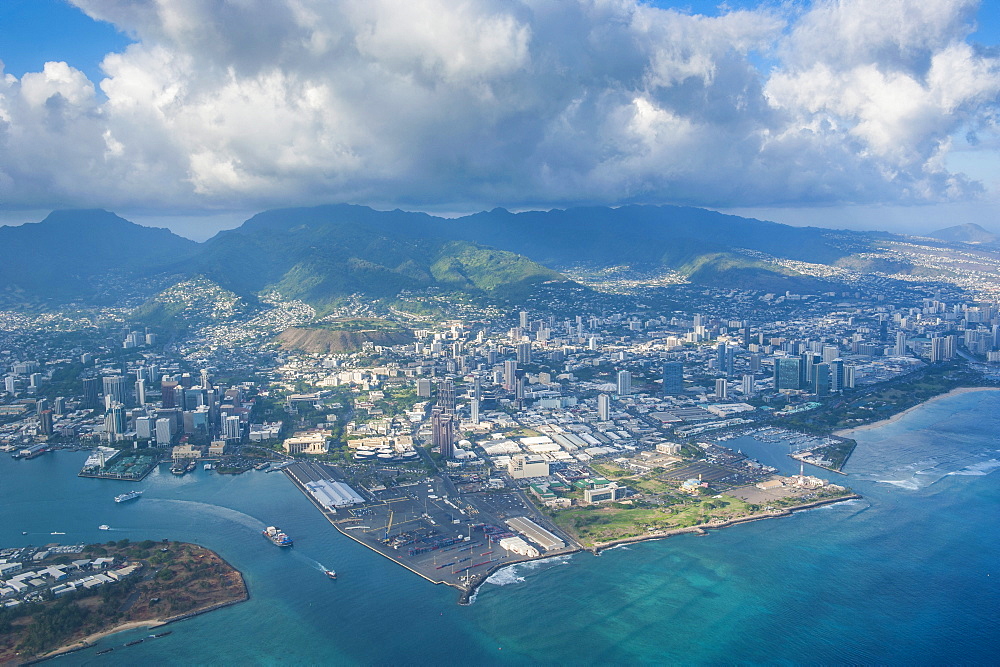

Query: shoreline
(29, 595), (250, 665)
(459, 494), (862, 603)
(588, 494), (863, 553)
(832, 386), (1000, 438)
(26, 551), (250, 665)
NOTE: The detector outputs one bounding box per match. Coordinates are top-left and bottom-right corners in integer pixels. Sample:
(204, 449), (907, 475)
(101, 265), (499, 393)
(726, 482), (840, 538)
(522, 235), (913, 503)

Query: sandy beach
(832, 386), (1000, 438)
(31, 620), (167, 662)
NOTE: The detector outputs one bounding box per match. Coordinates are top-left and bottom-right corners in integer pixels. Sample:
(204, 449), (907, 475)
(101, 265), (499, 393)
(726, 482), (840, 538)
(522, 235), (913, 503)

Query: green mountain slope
(193, 206), (564, 309)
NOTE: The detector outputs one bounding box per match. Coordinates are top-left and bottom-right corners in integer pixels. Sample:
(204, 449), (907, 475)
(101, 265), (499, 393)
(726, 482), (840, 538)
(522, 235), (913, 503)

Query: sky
(0, 0), (999, 241)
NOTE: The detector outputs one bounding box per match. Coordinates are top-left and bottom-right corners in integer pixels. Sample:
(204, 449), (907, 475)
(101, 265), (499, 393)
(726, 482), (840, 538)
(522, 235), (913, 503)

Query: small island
(0, 540), (247, 664)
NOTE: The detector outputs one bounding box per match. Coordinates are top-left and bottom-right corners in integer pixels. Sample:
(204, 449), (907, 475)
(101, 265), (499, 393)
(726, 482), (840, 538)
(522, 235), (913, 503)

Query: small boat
(50, 531), (65, 535)
(99, 524), (111, 531)
(21, 531), (27, 535)
(325, 569), (337, 579)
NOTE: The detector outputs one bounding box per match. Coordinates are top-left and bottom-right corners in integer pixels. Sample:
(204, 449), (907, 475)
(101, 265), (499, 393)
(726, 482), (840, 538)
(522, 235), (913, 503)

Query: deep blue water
(2, 389), (998, 664)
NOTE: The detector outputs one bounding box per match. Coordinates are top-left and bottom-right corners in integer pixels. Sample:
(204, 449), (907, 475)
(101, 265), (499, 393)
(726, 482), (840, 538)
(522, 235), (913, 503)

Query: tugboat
(262, 526), (293, 547)
(325, 569), (337, 579)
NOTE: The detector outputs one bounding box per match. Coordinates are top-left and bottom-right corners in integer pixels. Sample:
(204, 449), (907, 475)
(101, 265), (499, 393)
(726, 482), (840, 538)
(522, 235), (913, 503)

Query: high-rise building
(741, 374), (754, 396)
(799, 353), (820, 387)
(516, 342), (532, 364)
(616, 370), (632, 396)
(662, 362), (684, 395)
(53, 397), (66, 415)
(930, 336), (946, 362)
(895, 332), (908, 356)
(774, 357), (802, 391)
(830, 359), (845, 391)
(437, 379), (456, 414)
(155, 417), (174, 446)
(82, 377), (100, 409)
(223, 415), (242, 442)
(519, 311), (529, 329)
(743, 321), (752, 347)
(135, 378), (146, 405)
(822, 345), (840, 364)
(813, 363), (831, 396)
(715, 378), (728, 400)
(597, 393), (611, 421)
(503, 360), (518, 391)
(472, 374), (482, 402)
(416, 378), (432, 398)
(105, 403), (127, 440)
(431, 407), (455, 459)
(136, 416), (155, 440)
(716, 343), (730, 376)
(471, 398), (480, 425)
(103, 375), (128, 407)
(38, 410), (53, 436)
(161, 380), (179, 408)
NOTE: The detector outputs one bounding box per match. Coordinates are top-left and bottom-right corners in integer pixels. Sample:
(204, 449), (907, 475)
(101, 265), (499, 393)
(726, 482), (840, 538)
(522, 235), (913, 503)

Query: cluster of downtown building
(1, 329), (252, 452)
(275, 291), (1000, 474)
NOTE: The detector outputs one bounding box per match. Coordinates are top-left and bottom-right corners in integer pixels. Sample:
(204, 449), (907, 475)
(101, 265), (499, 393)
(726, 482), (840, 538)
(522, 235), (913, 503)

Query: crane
(384, 510), (394, 541)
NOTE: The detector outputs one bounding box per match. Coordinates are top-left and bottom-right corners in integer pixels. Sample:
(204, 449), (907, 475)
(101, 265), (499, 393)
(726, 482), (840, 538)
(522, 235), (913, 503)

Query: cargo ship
(262, 526), (293, 547)
(114, 490), (143, 503)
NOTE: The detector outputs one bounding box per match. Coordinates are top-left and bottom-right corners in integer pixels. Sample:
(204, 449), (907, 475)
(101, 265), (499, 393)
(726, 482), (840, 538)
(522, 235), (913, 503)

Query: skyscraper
(416, 378), (432, 398)
(617, 370), (632, 396)
(103, 375), (128, 407)
(741, 374), (754, 396)
(223, 415), (242, 442)
(597, 393), (611, 421)
(662, 362), (684, 395)
(431, 407), (455, 459)
(774, 357), (802, 391)
(715, 378), (728, 400)
(503, 360), (518, 391)
(830, 359), (845, 391)
(437, 379), (456, 414)
(813, 363), (831, 396)
(516, 342), (532, 364)
(471, 398), (480, 425)
(82, 377), (100, 409)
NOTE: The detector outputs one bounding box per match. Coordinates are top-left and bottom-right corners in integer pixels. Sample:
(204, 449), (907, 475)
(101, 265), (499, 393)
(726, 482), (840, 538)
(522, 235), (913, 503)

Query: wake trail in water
(142, 498), (264, 530)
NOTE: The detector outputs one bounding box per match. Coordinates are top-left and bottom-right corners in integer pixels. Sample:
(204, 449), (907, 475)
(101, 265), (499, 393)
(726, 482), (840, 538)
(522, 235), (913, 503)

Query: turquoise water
(3, 390), (998, 664)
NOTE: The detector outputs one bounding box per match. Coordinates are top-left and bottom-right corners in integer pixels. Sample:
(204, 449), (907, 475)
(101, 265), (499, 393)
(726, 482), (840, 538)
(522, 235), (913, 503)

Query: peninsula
(0, 541), (247, 664)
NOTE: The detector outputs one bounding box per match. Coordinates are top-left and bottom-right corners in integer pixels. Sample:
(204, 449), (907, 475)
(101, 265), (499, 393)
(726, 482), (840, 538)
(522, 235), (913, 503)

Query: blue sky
(0, 0), (131, 83)
(1, 0), (999, 240)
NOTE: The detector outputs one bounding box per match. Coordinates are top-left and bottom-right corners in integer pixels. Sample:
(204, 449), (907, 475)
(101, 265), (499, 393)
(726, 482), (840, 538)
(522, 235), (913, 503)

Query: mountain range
(0, 204), (976, 314)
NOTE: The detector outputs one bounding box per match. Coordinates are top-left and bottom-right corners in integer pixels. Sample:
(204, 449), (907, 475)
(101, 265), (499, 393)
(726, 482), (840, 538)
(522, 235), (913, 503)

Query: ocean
(3, 389), (998, 665)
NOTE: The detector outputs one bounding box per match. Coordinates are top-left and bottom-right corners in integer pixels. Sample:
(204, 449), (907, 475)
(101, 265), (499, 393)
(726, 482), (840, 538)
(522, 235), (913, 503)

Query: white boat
(114, 490), (143, 503)
(99, 524), (111, 531)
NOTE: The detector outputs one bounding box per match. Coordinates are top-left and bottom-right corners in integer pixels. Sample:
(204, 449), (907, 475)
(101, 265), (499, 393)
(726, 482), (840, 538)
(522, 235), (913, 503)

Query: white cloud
(0, 0), (996, 214)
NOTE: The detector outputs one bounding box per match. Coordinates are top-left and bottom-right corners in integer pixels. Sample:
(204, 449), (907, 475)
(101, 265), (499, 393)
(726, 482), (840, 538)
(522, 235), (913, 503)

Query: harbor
(280, 461), (578, 597)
